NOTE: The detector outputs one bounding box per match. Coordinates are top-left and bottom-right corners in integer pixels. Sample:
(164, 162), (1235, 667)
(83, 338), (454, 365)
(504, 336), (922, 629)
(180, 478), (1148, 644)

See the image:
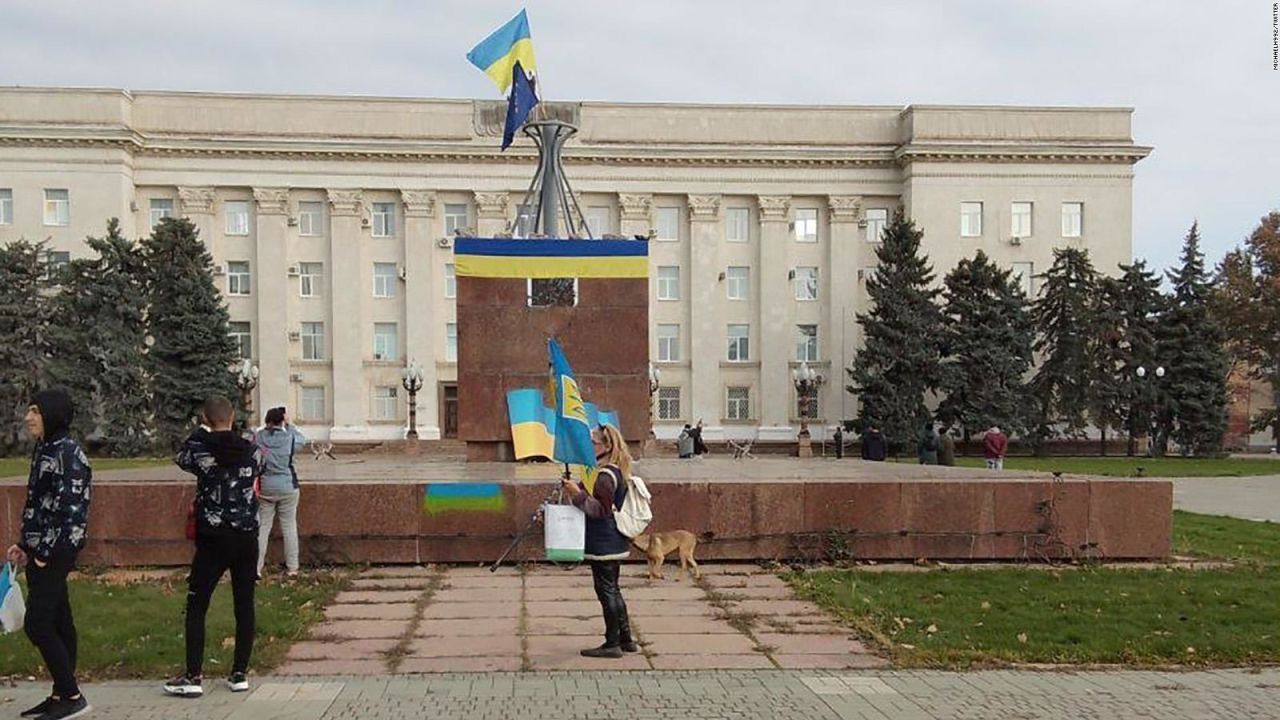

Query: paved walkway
(1173, 475), (1280, 522)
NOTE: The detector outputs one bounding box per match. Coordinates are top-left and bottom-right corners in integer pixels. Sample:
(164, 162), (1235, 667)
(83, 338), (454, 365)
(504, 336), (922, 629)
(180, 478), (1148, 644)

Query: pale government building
(0, 87), (1149, 443)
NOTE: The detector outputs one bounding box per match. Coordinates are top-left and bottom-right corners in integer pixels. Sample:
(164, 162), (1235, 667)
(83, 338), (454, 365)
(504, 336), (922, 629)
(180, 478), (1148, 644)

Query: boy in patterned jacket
(164, 395), (262, 698)
(6, 388), (92, 720)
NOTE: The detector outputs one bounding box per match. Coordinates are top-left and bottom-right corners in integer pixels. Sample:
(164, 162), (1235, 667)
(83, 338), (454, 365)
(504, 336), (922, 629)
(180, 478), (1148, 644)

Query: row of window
(960, 202), (1083, 239)
(656, 266), (819, 302)
(292, 385), (402, 422)
(0, 189), (70, 226)
(229, 321), (457, 363)
(650, 206), (889, 244)
(654, 386), (805, 422)
(223, 262), (458, 299)
(144, 198), (477, 238)
(653, 324), (818, 364)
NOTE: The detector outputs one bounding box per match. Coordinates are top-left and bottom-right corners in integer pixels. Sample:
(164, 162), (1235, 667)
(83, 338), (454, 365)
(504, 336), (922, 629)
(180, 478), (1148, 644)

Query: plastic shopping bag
(543, 503), (585, 562)
(0, 562), (26, 633)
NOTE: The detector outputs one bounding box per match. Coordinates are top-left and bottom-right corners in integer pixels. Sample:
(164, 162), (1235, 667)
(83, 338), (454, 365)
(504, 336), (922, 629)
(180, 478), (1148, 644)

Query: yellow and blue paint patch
(423, 483), (507, 515)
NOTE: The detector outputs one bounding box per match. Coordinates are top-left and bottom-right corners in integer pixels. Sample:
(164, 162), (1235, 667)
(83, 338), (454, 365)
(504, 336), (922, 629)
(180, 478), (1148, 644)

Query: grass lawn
(0, 569), (348, 679)
(789, 511), (1280, 668)
(0, 457), (170, 479)
(895, 455), (1280, 477)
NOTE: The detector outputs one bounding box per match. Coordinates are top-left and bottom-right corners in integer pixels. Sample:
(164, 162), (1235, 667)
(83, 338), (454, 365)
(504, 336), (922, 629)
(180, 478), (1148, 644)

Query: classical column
(178, 187), (218, 264)
(687, 194), (722, 432)
(253, 188), (291, 422)
(827, 196), (862, 427)
(757, 195), (792, 434)
(618, 193), (653, 239)
(327, 189), (366, 440)
(401, 190), (441, 440)
(474, 192), (510, 236)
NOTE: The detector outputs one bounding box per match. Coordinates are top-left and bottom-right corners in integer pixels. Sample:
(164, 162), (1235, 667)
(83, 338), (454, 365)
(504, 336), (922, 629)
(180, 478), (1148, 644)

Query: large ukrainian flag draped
(549, 338), (598, 488)
(466, 9), (537, 95)
(454, 239), (648, 279)
(506, 388), (620, 462)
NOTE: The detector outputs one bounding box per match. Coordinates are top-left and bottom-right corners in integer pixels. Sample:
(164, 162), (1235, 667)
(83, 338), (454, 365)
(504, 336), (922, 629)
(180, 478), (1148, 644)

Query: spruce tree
(1113, 261), (1164, 455)
(847, 211), (943, 454)
(44, 254), (100, 443)
(142, 217), (239, 451)
(1156, 223), (1228, 455)
(0, 239), (52, 454)
(1029, 247), (1098, 449)
(936, 250), (1034, 445)
(1086, 274), (1126, 454)
(1243, 211), (1280, 451)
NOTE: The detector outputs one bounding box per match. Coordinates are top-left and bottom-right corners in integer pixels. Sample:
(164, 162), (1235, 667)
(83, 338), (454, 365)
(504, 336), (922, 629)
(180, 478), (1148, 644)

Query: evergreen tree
(936, 250), (1034, 445)
(1243, 211), (1280, 451)
(1086, 275), (1126, 454)
(44, 254), (99, 443)
(847, 211), (944, 454)
(1029, 247), (1098, 449)
(1113, 261), (1164, 455)
(0, 239), (52, 454)
(142, 217), (239, 451)
(1156, 223), (1228, 455)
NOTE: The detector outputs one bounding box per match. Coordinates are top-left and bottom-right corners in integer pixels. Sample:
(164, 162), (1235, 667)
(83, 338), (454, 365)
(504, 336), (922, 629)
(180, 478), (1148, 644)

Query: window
(1062, 202), (1083, 238)
(446, 322), (458, 362)
(373, 323), (398, 361)
(1012, 261), (1035, 297)
(224, 200), (250, 236)
(1011, 202), (1033, 238)
(657, 324), (680, 362)
(300, 386), (326, 421)
(515, 204), (535, 237)
(656, 266), (680, 301)
(445, 263), (456, 299)
(298, 201), (324, 236)
(444, 203), (469, 236)
(0, 189), (11, 224)
(727, 324), (749, 362)
(793, 208), (818, 242)
(794, 266), (818, 301)
(585, 205), (612, 236)
(726, 266), (749, 301)
(371, 202), (395, 237)
(149, 198), (173, 229)
(227, 261), (251, 296)
(865, 208), (888, 243)
(299, 262), (323, 297)
(726, 207), (750, 242)
(960, 202), (983, 237)
(229, 321), (252, 360)
(657, 387), (681, 420)
(373, 386), (398, 420)
(373, 263), (398, 298)
(44, 189), (69, 226)
(726, 387), (750, 421)
(301, 322), (325, 360)
(655, 206), (680, 241)
(45, 251), (70, 281)
(796, 325), (818, 362)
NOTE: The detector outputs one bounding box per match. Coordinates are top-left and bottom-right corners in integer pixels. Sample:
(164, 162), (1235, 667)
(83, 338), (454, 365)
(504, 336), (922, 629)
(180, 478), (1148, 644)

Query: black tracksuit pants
(186, 530), (258, 676)
(24, 550), (80, 699)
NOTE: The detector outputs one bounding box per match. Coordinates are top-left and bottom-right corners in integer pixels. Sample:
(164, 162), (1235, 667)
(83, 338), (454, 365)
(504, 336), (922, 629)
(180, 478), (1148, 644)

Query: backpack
(606, 468), (653, 538)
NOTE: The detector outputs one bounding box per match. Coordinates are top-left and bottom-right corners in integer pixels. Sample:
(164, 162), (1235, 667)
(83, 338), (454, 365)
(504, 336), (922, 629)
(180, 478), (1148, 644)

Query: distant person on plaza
(690, 419), (708, 456)
(860, 424), (888, 462)
(938, 427), (956, 467)
(983, 426), (1009, 470)
(560, 424), (637, 659)
(254, 406), (307, 578)
(677, 424), (695, 459)
(7, 389), (92, 720)
(917, 422), (939, 465)
(165, 395), (262, 698)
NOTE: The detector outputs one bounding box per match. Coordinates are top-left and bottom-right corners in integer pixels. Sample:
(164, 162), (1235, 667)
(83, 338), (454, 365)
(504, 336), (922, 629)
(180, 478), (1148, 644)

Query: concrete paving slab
(276, 659), (388, 675)
(523, 586), (600, 601)
(396, 656), (523, 673)
(349, 577), (434, 590)
(715, 585), (798, 599)
(331, 590), (423, 604)
(648, 654), (776, 670)
(323, 602), (417, 621)
(405, 635), (522, 658)
(631, 616), (741, 634)
(437, 575), (524, 589)
(725, 599), (826, 616)
(420, 601), (520, 619)
(525, 616), (604, 636)
(524, 600), (602, 617)
(773, 653), (890, 669)
(415, 617), (521, 637)
(626, 601), (719, 616)
(641, 633), (760, 654)
(527, 653), (652, 670)
(285, 639), (398, 661)
(307, 619), (409, 640)
(754, 633), (869, 654)
(430, 587), (520, 603)
(359, 566), (438, 578)
(622, 585), (708, 601)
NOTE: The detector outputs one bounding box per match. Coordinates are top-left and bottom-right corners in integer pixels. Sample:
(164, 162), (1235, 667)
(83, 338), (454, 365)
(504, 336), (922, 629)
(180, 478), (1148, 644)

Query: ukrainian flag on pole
(548, 338), (598, 488)
(466, 9), (537, 95)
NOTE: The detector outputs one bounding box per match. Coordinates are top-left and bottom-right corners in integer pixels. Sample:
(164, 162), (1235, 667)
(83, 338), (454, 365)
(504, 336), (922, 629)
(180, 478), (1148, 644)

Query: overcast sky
(2, 0), (1276, 274)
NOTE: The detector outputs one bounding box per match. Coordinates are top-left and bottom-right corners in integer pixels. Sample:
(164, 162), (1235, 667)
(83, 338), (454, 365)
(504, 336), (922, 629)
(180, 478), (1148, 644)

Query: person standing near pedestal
(917, 422), (939, 465)
(860, 424), (888, 462)
(983, 426), (1008, 470)
(254, 406), (306, 578)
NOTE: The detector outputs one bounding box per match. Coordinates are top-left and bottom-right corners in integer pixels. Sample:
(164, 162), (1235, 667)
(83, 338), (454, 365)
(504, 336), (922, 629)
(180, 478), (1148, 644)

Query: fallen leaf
(980, 601), (991, 610)
(221, 637), (235, 649)
(1017, 633), (1028, 644)
(1186, 647), (1196, 654)
(926, 624), (938, 634)
(900, 643), (915, 650)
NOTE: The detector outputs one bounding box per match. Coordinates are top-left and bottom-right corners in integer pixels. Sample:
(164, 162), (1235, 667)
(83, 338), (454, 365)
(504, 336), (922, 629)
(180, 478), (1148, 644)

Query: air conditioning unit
(289, 373), (303, 383)
(213, 263), (226, 276)
(129, 200), (139, 212)
(287, 264), (300, 276)
(398, 266), (407, 280)
(857, 219), (868, 229)
(437, 236), (453, 248)
(361, 217), (371, 228)
(286, 216), (298, 227)
(1009, 236), (1024, 246)
(288, 330), (301, 341)
(374, 352), (384, 361)
(856, 269), (865, 280)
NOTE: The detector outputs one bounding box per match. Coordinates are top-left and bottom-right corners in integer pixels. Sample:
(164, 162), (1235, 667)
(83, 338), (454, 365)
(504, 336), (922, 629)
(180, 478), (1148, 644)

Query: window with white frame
(657, 323), (680, 362)
(1062, 202), (1083, 238)
(655, 206), (680, 241)
(961, 202), (983, 237)
(444, 203), (469, 236)
(229, 321), (252, 360)
(149, 198), (174, 229)
(301, 322), (325, 360)
(446, 322), (458, 362)
(656, 266), (680, 301)
(373, 323), (398, 361)
(371, 202), (395, 237)
(865, 208), (888, 242)
(796, 324), (818, 362)
(657, 386), (681, 420)
(793, 208), (818, 242)
(0, 189), (12, 224)
(726, 207), (750, 242)
(224, 200), (250, 236)
(44, 189), (69, 226)
(298, 201), (324, 236)
(515, 204), (535, 237)
(794, 266), (818, 301)
(373, 263), (398, 298)
(726, 386), (750, 421)
(227, 261), (251, 296)
(585, 205), (612, 236)
(444, 263), (456, 299)
(299, 262), (323, 297)
(726, 266), (749, 301)
(300, 386), (326, 421)
(373, 386), (398, 420)
(1012, 261), (1035, 297)
(1011, 202), (1033, 238)
(727, 324), (749, 362)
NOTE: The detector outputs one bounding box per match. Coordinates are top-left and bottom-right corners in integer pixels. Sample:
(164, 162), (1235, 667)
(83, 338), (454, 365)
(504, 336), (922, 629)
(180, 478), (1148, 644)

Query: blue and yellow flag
(549, 338), (597, 475)
(454, 238), (648, 279)
(467, 9), (537, 95)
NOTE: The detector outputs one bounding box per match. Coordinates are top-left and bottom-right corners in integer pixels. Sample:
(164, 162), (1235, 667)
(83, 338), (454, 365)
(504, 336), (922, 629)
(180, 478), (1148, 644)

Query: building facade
(0, 87), (1150, 443)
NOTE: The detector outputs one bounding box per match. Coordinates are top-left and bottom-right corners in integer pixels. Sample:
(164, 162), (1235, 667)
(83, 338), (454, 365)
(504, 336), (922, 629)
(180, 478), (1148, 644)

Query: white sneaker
(227, 672), (250, 692)
(163, 673), (203, 697)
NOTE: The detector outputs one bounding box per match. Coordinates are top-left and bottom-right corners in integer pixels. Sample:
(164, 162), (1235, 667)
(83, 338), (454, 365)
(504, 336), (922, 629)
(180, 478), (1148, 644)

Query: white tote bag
(0, 562), (27, 633)
(543, 503), (585, 562)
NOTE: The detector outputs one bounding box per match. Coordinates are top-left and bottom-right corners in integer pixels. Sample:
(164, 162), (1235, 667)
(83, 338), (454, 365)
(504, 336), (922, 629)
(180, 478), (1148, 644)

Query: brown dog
(632, 530), (700, 580)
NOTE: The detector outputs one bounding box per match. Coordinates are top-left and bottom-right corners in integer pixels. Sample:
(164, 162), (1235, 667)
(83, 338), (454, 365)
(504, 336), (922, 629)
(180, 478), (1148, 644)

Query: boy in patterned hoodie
(6, 388), (92, 720)
(164, 395), (262, 698)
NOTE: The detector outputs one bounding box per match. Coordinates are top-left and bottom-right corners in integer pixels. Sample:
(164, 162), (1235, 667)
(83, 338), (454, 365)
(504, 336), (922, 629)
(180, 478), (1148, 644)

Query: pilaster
(473, 192), (510, 236)
(327, 189), (367, 439)
(687, 194), (722, 431)
(401, 189), (441, 439)
(178, 186), (219, 263)
(827, 196), (863, 426)
(758, 195), (792, 430)
(253, 188), (291, 424)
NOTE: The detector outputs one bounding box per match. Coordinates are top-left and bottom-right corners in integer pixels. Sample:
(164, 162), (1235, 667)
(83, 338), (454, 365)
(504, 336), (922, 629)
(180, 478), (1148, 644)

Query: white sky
(2, 0), (1277, 273)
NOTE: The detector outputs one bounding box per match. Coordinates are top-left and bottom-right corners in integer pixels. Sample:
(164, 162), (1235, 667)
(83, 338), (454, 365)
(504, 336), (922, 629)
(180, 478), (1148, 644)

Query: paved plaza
(1172, 475), (1280, 522)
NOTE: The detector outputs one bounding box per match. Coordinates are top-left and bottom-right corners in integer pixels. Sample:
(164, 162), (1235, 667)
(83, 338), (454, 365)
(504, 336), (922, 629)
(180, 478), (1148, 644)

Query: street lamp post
(401, 359), (425, 441)
(235, 358), (259, 430)
(1135, 365), (1166, 457)
(644, 362), (661, 456)
(792, 362), (825, 458)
